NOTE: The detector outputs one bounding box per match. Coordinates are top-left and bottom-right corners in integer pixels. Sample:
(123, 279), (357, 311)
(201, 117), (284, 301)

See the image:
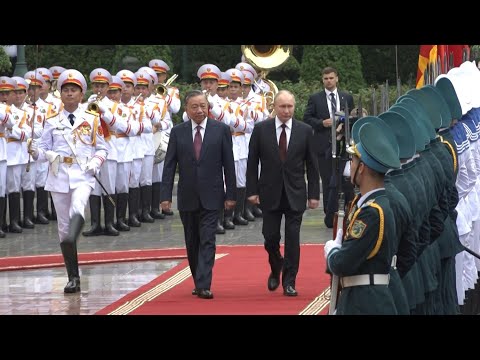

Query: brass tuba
(241, 45), (292, 115)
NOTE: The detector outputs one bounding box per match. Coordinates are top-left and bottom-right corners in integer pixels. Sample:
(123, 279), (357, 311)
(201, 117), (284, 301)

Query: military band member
(83, 68), (114, 236)
(29, 69), (108, 294)
(49, 65), (66, 98)
(19, 72), (50, 228)
(225, 68), (254, 226)
(0, 77), (33, 233)
(132, 69), (157, 222)
(324, 121), (401, 315)
(36, 67), (62, 113)
(149, 59), (181, 118)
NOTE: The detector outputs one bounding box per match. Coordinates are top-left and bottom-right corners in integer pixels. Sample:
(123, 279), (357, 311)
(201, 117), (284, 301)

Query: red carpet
(96, 244), (331, 315)
(0, 248), (187, 272)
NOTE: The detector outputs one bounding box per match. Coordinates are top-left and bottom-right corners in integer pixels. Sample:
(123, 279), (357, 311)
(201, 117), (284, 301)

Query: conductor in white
(29, 69), (108, 293)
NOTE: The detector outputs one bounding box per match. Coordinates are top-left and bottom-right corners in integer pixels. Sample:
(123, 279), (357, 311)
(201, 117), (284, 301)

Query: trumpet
(87, 93), (105, 113)
(202, 89), (211, 98)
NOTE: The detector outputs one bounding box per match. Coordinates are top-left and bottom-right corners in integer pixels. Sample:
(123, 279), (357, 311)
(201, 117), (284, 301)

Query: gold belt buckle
(63, 156), (73, 165)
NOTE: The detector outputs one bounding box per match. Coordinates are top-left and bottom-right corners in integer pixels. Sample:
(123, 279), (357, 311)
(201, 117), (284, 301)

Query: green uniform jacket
(327, 189), (397, 315)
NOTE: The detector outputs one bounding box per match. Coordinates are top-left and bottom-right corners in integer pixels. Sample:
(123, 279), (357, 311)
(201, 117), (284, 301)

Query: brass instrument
(154, 73), (178, 97)
(87, 93), (104, 113)
(241, 45), (292, 115)
(51, 80), (61, 98)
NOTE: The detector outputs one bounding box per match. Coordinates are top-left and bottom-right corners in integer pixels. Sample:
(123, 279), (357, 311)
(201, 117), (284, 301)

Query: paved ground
(0, 192), (332, 314)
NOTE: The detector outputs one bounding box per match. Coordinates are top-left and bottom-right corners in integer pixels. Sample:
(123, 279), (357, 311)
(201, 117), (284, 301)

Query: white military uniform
(36, 108), (108, 241)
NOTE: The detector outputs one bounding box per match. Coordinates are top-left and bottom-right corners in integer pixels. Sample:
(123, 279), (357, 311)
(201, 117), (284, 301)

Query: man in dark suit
(303, 67), (354, 228)
(246, 90), (320, 296)
(160, 90), (236, 300)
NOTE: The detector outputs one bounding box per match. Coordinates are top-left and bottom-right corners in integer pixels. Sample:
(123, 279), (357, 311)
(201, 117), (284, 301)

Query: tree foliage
(300, 45), (365, 92)
(0, 46), (12, 75)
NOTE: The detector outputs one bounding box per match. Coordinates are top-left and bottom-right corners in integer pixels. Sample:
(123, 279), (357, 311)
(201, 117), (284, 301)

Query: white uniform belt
(59, 156), (88, 165)
(340, 274), (390, 288)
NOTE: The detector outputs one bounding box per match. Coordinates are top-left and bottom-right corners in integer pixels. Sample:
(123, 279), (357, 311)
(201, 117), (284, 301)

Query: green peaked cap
(354, 122), (401, 173)
(434, 76), (462, 122)
(420, 85), (452, 129)
(351, 116), (398, 158)
(404, 88), (442, 129)
(398, 94), (437, 141)
(378, 111), (416, 159)
(388, 103), (426, 152)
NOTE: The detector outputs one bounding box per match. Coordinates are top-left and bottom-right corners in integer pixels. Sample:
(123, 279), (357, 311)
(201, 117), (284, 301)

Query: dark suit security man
(303, 67), (355, 228)
(160, 90), (236, 299)
(246, 90), (320, 296)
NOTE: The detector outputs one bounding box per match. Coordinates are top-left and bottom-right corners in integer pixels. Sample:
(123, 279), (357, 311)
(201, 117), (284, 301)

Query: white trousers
(36, 161), (49, 188)
(7, 164), (26, 194)
(129, 158), (142, 188)
(152, 161), (164, 183)
(21, 161), (36, 191)
(0, 161), (6, 197)
(140, 155), (154, 186)
(116, 162), (132, 193)
(234, 158), (247, 188)
(51, 184), (92, 243)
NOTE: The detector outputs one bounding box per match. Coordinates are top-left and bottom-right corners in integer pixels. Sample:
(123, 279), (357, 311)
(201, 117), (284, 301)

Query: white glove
(343, 161), (351, 177)
(45, 150), (60, 176)
(84, 158), (101, 176)
(97, 101), (108, 114)
(28, 139), (39, 159)
(324, 229), (343, 259)
(207, 94), (216, 108)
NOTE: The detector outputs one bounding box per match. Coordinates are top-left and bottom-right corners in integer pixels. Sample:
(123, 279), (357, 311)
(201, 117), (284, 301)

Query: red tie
(194, 125), (202, 160)
(279, 123), (287, 162)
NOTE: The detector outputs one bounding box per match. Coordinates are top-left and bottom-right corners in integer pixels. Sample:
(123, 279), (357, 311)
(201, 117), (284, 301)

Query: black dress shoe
(64, 278), (81, 294)
(162, 209), (174, 216)
(197, 289), (214, 299)
(267, 272), (280, 291)
(192, 288), (197, 296)
(283, 285), (298, 297)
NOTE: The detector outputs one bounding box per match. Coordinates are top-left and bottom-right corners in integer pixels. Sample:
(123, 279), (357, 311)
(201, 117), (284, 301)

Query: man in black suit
(246, 90), (320, 296)
(303, 67), (354, 228)
(160, 90), (236, 299)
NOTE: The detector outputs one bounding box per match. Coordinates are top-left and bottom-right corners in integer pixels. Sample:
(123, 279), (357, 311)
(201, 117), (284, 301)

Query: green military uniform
(326, 121), (400, 315)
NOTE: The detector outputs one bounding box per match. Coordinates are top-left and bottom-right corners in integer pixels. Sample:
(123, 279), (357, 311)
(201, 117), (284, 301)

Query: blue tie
(68, 113), (75, 126)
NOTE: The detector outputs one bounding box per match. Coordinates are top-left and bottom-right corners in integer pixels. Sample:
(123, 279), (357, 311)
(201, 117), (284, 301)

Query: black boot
(140, 185), (154, 223)
(223, 208), (235, 230)
(22, 190), (35, 229)
(8, 192), (22, 233)
(150, 182), (165, 219)
(252, 204), (263, 218)
(61, 214), (84, 294)
(34, 187), (49, 224)
(49, 193), (57, 220)
(128, 188), (141, 227)
(103, 194), (119, 236)
(216, 208), (226, 234)
(233, 188), (248, 225)
(82, 195), (104, 236)
(243, 200), (255, 222)
(115, 193), (130, 231)
(1, 197), (6, 232)
(0, 197), (6, 238)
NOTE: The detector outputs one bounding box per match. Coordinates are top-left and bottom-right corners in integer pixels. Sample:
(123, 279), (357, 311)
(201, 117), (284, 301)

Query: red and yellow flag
(416, 45), (470, 88)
